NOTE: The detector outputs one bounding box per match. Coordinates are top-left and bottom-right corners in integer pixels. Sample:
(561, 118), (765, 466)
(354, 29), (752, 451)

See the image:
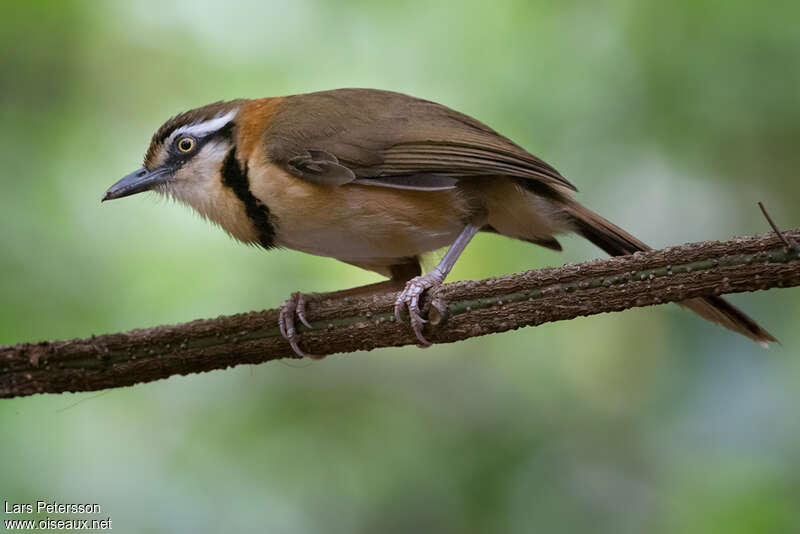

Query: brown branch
(2, 229), (799, 399)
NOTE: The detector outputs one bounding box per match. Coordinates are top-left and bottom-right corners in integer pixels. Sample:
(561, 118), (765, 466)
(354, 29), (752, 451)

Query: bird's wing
(265, 88), (576, 192)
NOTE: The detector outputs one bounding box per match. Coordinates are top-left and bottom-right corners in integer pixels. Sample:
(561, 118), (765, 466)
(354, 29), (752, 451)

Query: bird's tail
(563, 201), (776, 346)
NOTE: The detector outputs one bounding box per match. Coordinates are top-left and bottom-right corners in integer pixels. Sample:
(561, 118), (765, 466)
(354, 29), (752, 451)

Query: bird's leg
(394, 223), (481, 346)
(279, 267), (417, 358)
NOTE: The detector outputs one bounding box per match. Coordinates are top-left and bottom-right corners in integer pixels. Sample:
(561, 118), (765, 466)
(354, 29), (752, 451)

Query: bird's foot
(394, 271), (445, 346)
(279, 291), (315, 358)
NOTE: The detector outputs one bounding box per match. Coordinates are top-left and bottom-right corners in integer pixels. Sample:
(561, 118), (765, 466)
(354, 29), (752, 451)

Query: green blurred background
(2, 1), (799, 532)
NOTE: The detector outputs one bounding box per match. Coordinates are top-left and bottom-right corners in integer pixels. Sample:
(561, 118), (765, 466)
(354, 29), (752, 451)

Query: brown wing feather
(264, 88), (576, 192)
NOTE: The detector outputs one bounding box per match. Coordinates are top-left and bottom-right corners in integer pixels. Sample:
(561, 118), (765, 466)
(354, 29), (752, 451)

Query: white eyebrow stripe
(169, 108), (238, 142)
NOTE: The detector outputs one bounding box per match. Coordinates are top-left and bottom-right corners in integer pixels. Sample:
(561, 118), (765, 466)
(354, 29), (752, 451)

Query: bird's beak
(102, 167), (172, 202)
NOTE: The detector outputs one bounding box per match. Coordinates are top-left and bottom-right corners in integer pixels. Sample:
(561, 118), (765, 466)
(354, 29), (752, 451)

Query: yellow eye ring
(177, 137), (195, 153)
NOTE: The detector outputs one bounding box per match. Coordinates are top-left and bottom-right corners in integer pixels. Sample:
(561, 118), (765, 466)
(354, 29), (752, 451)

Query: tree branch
(2, 229), (798, 399)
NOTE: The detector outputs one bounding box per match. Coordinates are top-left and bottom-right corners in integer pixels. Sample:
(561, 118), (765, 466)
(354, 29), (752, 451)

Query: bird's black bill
(102, 167), (171, 202)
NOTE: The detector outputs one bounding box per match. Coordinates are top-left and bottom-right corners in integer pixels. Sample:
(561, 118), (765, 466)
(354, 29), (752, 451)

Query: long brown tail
(564, 202), (777, 346)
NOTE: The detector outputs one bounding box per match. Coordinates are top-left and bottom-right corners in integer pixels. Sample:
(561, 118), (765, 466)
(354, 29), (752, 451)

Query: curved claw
(394, 289), (409, 323)
(278, 310), (288, 339)
(279, 292), (313, 357)
(295, 293), (312, 329)
(288, 337), (306, 358)
(394, 273), (444, 347)
(409, 313), (431, 347)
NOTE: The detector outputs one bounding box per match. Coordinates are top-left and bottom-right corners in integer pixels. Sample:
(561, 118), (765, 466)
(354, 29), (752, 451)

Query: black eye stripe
(170, 121), (234, 154)
(163, 122), (235, 170)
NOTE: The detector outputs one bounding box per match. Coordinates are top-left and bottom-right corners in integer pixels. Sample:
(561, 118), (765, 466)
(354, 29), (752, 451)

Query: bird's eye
(177, 137), (195, 153)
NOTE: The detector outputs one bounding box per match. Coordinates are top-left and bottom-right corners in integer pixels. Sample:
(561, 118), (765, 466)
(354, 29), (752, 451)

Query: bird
(103, 88), (775, 357)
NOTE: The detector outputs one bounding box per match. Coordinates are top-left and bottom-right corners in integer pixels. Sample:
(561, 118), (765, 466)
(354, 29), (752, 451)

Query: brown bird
(103, 88), (775, 356)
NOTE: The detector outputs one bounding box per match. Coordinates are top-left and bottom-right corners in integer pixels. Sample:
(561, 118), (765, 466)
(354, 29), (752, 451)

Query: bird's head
(103, 100), (243, 203)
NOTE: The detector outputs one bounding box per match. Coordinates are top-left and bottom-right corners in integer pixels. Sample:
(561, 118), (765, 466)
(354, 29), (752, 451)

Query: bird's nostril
(137, 169), (147, 177)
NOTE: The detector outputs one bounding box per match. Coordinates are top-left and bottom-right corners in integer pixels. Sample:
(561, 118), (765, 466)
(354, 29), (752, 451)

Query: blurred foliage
(1, 1), (799, 532)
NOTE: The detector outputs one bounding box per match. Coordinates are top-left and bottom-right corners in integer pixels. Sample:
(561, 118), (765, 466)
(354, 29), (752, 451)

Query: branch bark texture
(2, 230), (798, 399)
